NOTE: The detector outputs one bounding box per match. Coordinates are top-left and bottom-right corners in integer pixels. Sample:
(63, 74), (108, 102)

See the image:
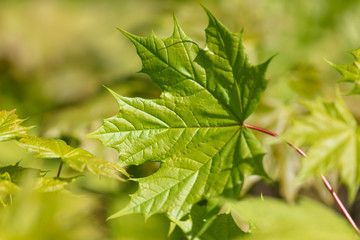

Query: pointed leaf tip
(201, 5), (214, 19)
(117, 27), (139, 43)
(330, 48), (360, 95)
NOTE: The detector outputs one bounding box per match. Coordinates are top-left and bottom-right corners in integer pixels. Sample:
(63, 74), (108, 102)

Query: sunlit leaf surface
(90, 9), (271, 220)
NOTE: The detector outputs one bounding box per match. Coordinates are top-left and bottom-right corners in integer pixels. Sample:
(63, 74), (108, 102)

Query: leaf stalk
(57, 160), (63, 178)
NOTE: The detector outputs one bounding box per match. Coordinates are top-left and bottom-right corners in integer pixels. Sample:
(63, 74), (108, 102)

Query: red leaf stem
(321, 176), (360, 233)
(243, 123), (360, 234)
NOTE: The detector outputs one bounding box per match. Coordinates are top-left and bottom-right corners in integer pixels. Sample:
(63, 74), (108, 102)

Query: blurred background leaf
(0, 185), (104, 240)
(229, 197), (358, 240)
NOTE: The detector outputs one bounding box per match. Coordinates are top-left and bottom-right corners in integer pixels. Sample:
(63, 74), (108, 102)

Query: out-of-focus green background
(1, 0), (360, 239)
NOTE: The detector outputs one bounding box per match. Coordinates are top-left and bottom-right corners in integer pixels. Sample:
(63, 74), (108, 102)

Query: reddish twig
(321, 176), (360, 233)
(244, 123), (360, 234)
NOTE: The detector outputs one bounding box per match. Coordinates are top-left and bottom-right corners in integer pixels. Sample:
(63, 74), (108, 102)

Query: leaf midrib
(210, 19), (252, 122)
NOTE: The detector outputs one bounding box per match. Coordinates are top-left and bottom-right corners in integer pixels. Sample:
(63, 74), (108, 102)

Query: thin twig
(321, 176), (360, 233)
(244, 123), (360, 234)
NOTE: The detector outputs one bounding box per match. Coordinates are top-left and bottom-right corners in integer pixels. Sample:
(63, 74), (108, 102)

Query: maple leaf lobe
(196, 8), (271, 122)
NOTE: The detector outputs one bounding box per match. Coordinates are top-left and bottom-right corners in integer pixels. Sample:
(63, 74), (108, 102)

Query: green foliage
(0, 109), (127, 181)
(1, 1), (360, 239)
(329, 48), (360, 94)
(0, 110), (32, 142)
(17, 135), (127, 180)
(227, 197), (358, 240)
(90, 8), (271, 221)
(0, 163), (41, 206)
(284, 91), (360, 201)
(0, 168), (74, 195)
(0, 109), (128, 218)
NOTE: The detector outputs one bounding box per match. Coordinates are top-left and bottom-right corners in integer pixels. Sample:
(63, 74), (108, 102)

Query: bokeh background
(1, 0), (360, 239)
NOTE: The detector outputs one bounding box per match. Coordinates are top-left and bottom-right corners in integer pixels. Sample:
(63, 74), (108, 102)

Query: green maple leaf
(328, 48), (360, 95)
(284, 90), (360, 201)
(17, 135), (127, 180)
(0, 110), (32, 141)
(90, 8), (271, 220)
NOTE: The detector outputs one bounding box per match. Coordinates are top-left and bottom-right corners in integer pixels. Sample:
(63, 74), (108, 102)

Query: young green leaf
(284, 90), (360, 201)
(17, 135), (127, 180)
(90, 8), (271, 221)
(0, 110), (32, 141)
(329, 48), (360, 94)
(227, 197), (358, 240)
(34, 177), (76, 192)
